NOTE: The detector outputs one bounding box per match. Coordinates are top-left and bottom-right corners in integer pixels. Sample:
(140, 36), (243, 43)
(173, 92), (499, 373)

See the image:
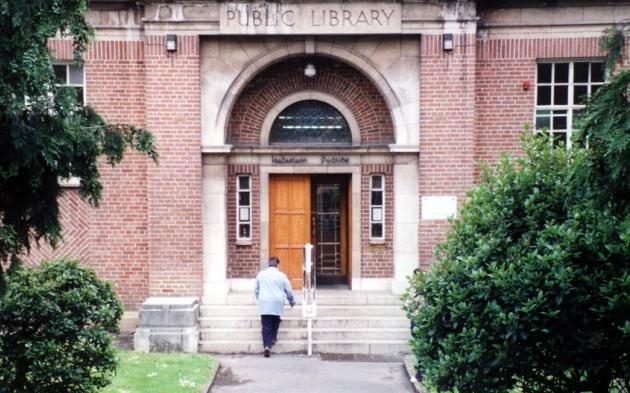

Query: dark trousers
(261, 315), (281, 348)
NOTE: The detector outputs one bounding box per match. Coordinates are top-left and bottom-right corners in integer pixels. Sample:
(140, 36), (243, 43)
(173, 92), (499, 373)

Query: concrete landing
(210, 354), (415, 393)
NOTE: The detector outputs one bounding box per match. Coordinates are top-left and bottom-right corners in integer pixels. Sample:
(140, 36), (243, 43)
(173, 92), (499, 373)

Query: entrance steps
(199, 290), (411, 355)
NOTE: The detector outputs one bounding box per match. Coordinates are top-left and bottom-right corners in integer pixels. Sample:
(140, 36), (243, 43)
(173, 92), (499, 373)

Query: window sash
(236, 175), (252, 241)
(369, 174), (385, 240)
(53, 63), (85, 105)
(534, 61), (604, 148)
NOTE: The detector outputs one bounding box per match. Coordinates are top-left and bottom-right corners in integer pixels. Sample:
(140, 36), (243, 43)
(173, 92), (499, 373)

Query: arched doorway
(267, 99), (352, 288)
(223, 55), (398, 292)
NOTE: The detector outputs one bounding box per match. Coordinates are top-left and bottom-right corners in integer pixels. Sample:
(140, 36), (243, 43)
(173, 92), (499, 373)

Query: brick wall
(39, 29), (628, 303)
(43, 36), (205, 306)
(226, 164), (260, 278)
(419, 34), (477, 268)
(42, 39), (150, 309)
(144, 35), (203, 297)
(22, 189), (90, 267)
(228, 57), (394, 146)
(417, 34), (614, 269)
(475, 36), (604, 170)
(361, 164), (393, 278)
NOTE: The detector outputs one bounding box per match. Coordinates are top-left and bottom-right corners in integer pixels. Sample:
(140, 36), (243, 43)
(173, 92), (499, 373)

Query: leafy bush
(0, 259), (123, 393)
(404, 132), (630, 393)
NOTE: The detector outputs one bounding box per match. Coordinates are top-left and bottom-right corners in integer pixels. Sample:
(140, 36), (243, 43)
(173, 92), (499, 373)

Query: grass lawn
(102, 350), (217, 393)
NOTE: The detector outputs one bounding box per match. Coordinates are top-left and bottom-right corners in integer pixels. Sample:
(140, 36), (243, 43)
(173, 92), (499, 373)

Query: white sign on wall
(220, 2), (402, 35)
(421, 196), (458, 220)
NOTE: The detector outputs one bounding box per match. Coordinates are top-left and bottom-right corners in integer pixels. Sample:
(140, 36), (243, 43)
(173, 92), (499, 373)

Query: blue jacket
(255, 267), (295, 316)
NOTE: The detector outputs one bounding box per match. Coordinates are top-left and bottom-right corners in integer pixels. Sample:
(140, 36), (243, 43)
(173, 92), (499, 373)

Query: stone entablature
(143, 1), (461, 35)
(88, 1), (630, 38)
(87, 1), (474, 35)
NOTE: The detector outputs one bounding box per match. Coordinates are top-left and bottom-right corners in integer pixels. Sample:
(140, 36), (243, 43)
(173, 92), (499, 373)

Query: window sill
(236, 240), (253, 246)
(369, 239), (386, 245)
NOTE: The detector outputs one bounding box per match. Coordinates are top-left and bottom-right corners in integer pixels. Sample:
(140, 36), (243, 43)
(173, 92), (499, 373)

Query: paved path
(210, 354), (414, 393)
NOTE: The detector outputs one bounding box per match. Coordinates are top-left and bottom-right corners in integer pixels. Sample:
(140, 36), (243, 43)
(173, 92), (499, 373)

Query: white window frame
(53, 63), (85, 188)
(236, 175), (252, 241)
(52, 63), (86, 105)
(369, 174), (385, 241)
(534, 60), (605, 148)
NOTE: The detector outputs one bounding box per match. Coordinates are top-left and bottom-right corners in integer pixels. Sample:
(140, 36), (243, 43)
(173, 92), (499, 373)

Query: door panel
(269, 175), (310, 290)
(347, 178), (352, 288)
(311, 175), (349, 286)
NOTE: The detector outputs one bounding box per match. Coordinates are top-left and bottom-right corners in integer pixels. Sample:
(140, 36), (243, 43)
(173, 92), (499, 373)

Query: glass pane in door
(315, 184), (342, 276)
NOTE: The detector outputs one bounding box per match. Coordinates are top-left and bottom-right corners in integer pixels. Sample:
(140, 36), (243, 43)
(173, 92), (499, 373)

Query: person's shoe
(271, 338), (277, 346)
(264, 347), (270, 358)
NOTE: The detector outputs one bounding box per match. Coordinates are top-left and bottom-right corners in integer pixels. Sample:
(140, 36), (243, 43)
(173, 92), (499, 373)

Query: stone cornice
(86, 1), (628, 37)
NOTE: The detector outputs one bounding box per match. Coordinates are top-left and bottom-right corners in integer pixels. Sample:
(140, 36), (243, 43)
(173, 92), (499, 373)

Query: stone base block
(135, 326), (199, 353)
(134, 297), (200, 353)
(139, 296), (200, 327)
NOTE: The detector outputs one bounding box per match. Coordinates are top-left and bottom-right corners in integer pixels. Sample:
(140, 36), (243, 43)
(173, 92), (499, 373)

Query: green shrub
(403, 135), (630, 393)
(0, 259), (123, 393)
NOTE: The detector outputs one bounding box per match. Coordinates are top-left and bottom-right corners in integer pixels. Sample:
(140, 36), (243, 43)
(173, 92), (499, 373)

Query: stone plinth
(134, 297), (200, 353)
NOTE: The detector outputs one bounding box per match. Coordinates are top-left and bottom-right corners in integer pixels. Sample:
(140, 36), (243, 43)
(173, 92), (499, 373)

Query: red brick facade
(361, 164), (394, 278)
(25, 3), (628, 307)
(418, 34), (477, 267)
(416, 34), (612, 269)
(228, 58), (395, 146)
(475, 36), (603, 169)
(40, 39), (151, 308)
(226, 164), (261, 278)
(144, 35), (203, 298)
(32, 36), (205, 307)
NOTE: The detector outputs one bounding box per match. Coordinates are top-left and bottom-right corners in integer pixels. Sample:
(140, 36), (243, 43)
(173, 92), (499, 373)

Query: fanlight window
(270, 100), (352, 145)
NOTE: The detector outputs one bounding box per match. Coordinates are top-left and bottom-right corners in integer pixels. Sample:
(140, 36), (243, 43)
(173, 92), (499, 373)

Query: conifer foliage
(0, 0), (157, 285)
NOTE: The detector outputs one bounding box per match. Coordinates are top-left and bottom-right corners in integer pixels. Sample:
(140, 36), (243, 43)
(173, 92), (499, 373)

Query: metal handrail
(302, 243), (317, 356)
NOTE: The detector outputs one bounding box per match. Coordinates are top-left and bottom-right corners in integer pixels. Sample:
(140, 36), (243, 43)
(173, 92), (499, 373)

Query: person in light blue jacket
(255, 256), (296, 358)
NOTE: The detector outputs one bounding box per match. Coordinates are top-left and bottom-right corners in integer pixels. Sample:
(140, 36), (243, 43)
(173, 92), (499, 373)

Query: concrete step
(199, 292), (411, 355)
(200, 328), (411, 341)
(224, 291), (403, 306)
(200, 305), (406, 318)
(199, 316), (410, 329)
(199, 339), (410, 355)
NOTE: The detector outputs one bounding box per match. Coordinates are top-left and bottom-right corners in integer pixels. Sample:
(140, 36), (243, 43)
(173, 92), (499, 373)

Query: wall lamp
(304, 63), (317, 78)
(443, 33), (454, 51)
(166, 34), (177, 52)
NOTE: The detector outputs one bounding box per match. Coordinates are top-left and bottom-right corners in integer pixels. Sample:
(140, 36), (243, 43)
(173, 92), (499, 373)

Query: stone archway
(227, 57), (394, 147)
(212, 40), (410, 147)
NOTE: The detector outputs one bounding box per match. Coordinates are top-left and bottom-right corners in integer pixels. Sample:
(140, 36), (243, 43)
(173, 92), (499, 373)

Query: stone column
(392, 154), (419, 294)
(350, 169), (362, 289)
(202, 155), (229, 304)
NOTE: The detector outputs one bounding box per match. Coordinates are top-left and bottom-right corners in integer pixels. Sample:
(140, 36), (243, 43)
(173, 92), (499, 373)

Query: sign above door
(220, 2), (401, 35)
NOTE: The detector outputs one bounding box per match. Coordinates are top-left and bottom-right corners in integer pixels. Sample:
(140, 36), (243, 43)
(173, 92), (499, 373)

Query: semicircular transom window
(270, 100), (352, 145)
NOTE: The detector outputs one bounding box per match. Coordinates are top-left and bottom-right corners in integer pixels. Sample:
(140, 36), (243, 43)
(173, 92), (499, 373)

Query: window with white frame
(370, 174), (385, 240)
(535, 61), (605, 147)
(53, 63), (85, 105)
(237, 175), (252, 241)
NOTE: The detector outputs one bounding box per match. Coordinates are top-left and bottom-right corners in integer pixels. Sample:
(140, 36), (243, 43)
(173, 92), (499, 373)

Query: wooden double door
(269, 175), (349, 290)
